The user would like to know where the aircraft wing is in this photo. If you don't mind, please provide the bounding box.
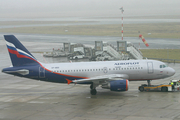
[72,74,129,84]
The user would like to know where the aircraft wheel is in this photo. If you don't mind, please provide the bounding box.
[90,89,97,95]
[90,84,93,89]
[161,87,167,92]
[139,86,144,92]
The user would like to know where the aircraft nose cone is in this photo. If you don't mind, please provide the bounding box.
[169,68,175,76]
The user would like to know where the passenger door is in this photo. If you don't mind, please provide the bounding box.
[147,62,153,74]
[39,67,45,78]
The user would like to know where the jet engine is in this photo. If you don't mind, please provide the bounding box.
[102,79,129,91]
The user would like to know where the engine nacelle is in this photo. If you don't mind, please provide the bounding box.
[102,79,129,91]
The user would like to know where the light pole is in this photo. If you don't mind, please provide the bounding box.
[120,7,124,40]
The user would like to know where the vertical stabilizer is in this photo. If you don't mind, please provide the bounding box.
[4,35,39,66]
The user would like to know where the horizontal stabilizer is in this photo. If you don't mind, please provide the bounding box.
[3,69,29,75]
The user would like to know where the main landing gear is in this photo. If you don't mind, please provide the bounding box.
[90,83,98,95]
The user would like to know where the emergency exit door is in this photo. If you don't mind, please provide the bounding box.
[147,62,154,74]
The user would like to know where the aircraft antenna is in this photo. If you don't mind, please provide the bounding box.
[120,7,124,40]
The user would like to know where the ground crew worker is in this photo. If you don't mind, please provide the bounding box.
[171,82,174,91]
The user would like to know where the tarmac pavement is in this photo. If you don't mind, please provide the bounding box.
[0,39,180,120]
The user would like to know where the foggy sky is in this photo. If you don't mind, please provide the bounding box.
[0,0,180,18]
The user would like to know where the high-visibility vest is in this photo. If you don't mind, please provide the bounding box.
[171,82,174,85]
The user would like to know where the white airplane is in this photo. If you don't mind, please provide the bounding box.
[2,35,175,95]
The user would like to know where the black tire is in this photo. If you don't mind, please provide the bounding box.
[161,87,167,92]
[90,89,97,95]
[90,84,93,89]
[139,86,144,92]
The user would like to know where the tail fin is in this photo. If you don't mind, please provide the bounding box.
[4,35,39,66]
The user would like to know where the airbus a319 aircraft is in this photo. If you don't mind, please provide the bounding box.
[2,35,175,95]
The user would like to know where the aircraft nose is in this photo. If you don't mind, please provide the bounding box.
[169,67,175,76]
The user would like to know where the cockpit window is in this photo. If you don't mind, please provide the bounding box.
[160,64,168,68]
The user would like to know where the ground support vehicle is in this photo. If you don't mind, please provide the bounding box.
[139,80,180,92]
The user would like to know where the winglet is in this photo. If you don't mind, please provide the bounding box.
[66,79,73,85]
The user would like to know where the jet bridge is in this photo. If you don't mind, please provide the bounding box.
[95,41,122,60]
[117,41,143,60]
